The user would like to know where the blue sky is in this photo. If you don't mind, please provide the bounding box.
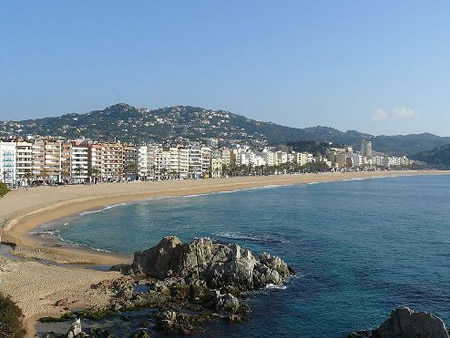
[0,1,449,136]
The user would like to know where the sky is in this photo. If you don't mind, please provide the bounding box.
[0,1,449,136]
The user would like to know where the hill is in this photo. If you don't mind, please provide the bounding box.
[412,144,450,168]
[1,103,449,154]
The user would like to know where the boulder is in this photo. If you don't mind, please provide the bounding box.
[214,291,240,313]
[127,236,294,291]
[154,310,211,335]
[66,318,82,338]
[349,306,449,338]
[377,307,449,338]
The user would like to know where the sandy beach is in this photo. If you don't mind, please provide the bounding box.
[0,171,448,336]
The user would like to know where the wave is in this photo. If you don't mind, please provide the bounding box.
[53,234,112,253]
[79,202,127,216]
[213,231,290,244]
[30,229,60,236]
[265,283,287,290]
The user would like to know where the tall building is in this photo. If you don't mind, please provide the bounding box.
[138,145,148,180]
[189,146,202,178]
[123,145,138,181]
[0,141,17,185]
[70,144,89,183]
[361,140,373,158]
[15,141,33,186]
[88,144,102,182]
[101,143,124,181]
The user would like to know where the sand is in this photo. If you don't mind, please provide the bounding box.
[0,171,448,336]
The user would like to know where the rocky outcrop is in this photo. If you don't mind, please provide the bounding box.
[348,307,450,338]
[42,237,293,337]
[154,310,215,335]
[122,236,294,291]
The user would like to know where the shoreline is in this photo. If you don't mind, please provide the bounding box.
[2,170,449,265]
[1,170,449,337]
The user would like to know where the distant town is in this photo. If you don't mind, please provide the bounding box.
[0,135,418,188]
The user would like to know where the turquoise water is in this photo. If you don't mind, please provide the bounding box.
[51,175,450,337]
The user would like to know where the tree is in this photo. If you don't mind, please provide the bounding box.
[24,172,34,186]
[0,183,9,198]
[0,293,25,337]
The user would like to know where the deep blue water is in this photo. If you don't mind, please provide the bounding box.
[48,175,450,337]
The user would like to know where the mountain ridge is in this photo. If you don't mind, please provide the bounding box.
[1,103,449,155]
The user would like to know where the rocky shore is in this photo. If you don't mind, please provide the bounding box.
[41,236,294,336]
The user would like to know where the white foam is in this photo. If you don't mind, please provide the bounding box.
[265,283,287,290]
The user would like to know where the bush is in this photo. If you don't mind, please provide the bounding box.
[0,293,25,337]
[0,183,9,198]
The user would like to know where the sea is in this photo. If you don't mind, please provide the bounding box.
[36,175,450,337]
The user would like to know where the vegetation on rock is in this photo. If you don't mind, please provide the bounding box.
[0,292,25,338]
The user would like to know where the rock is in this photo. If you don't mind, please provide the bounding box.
[154,310,178,332]
[214,291,240,313]
[43,333,59,338]
[349,306,449,338]
[129,330,151,338]
[131,236,184,279]
[66,318,82,338]
[126,236,294,291]
[154,310,211,335]
[377,307,449,338]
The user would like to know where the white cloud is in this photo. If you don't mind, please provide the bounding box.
[371,107,417,121]
[372,108,389,120]
[392,107,416,120]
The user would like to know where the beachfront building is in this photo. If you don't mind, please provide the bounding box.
[0,136,414,187]
[70,145,89,183]
[201,147,211,177]
[101,143,124,182]
[295,152,308,166]
[15,141,33,186]
[211,158,223,178]
[124,145,138,181]
[88,144,102,183]
[361,140,373,158]
[351,154,366,168]
[189,146,202,179]
[29,139,72,183]
[31,139,45,180]
[178,147,190,179]
[221,148,231,166]
[276,151,288,165]
[44,141,62,181]
[262,149,277,167]
[137,145,148,180]
[0,141,17,186]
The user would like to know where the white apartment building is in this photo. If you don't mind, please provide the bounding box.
[124,145,138,181]
[169,147,180,177]
[276,151,288,165]
[351,154,366,168]
[211,158,223,178]
[179,148,189,179]
[296,153,308,166]
[0,141,17,185]
[221,149,231,166]
[71,145,89,183]
[189,147,202,178]
[15,141,33,186]
[201,147,211,176]
[262,149,277,167]
[138,145,148,180]
[88,144,102,182]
